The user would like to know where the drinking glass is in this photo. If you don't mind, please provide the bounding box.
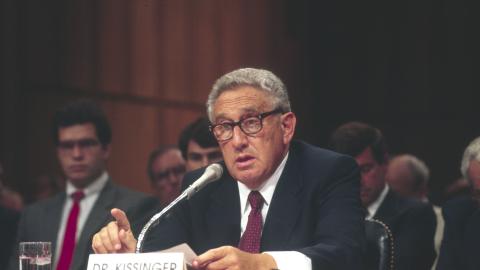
[19,242,51,270]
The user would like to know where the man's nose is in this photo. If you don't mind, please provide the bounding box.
[167,172,181,185]
[231,126,248,150]
[360,175,368,186]
[201,156,209,167]
[72,145,84,158]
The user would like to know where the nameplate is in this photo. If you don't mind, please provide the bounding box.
[87,252,185,270]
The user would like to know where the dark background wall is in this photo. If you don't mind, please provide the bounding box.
[1,0,478,204]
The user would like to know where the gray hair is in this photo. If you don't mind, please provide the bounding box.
[461,137,480,183]
[399,154,430,187]
[206,68,291,121]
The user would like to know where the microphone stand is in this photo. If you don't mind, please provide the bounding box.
[135,163,223,253]
[135,184,199,253]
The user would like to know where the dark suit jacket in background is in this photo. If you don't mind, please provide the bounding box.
[8,179,158,270]
[144,140,366,270]
[373,190,436,270]
[436,196,480,270]
[0,206,19,270]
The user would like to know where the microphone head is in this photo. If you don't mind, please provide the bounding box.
[187,163,224,198]
[205,163,223,179]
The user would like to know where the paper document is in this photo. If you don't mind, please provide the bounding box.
[151,243,197,267]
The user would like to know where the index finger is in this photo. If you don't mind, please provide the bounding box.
[111,208,131,231]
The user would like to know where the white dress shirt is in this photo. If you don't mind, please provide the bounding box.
[53,172,109,268]
[237,153,312,270]
[366,184,389,220]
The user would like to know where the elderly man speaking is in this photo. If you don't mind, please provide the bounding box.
[92,68,365,270]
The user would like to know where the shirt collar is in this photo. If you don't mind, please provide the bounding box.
[366,184,389,219]
[66,171,109,198]
[238,152,289,215]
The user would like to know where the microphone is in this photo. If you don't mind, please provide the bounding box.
[135,163,224,253]
[184,163,223,199]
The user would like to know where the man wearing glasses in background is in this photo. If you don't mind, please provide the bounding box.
[9,99,157,270]
[93,68,365,270]
[147,145,186,207]
[147,116,223,207]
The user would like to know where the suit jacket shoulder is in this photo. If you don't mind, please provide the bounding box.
[441,196,477,224]
[0,206,20,270]
[437,196,480,270]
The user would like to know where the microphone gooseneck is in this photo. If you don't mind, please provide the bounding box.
[135,163,223,253]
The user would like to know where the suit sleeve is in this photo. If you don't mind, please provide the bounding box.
[435,199,470,270]
[297,155,366,270]
[394,203,436,270]
[141,172,200,252]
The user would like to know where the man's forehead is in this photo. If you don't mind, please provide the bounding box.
[154,150,184,167]
[58,123,98,141]
[213,100,273,121]
[214,106,260,119]
[188,146,221,154]
[213,87,272,115]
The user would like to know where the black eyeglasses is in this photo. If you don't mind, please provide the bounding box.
[152,164,186,183]
[209,108,283,141]
[57,139,100,153]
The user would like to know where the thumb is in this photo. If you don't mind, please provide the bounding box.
[111,208,131,231]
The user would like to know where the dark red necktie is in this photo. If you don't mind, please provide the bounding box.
[238,191,264,253]
[57,190,85,270]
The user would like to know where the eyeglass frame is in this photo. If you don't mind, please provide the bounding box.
[209,108,284,141]
[151,164,186,183]
[57,138,101,154]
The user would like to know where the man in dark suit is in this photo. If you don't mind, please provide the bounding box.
[92,68,366,270]
[330,122,436,270]
[9,100,157,270]
[437,136,480,270]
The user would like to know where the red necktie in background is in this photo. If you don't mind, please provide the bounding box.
[56,190,85,270]
[238,191,264,253]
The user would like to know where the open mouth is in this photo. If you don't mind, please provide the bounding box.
[235,155,255,169]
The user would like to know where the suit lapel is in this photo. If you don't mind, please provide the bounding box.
[47,193,67,254]
[204,174,241,249]
[373,190,398,225]
[71,180,116,270]
[261,148,303,251]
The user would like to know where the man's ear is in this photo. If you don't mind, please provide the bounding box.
[281,112,296,144]
[102,143,111,159]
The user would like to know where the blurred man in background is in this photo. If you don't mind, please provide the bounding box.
[147,145,186,207]
[386,154,444,269]
[9,99,157,270]
[178,117,222,171]
[437,136,480,270]
[386,154,430,200]
[147,117,221,207]
[330,121,436,270]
